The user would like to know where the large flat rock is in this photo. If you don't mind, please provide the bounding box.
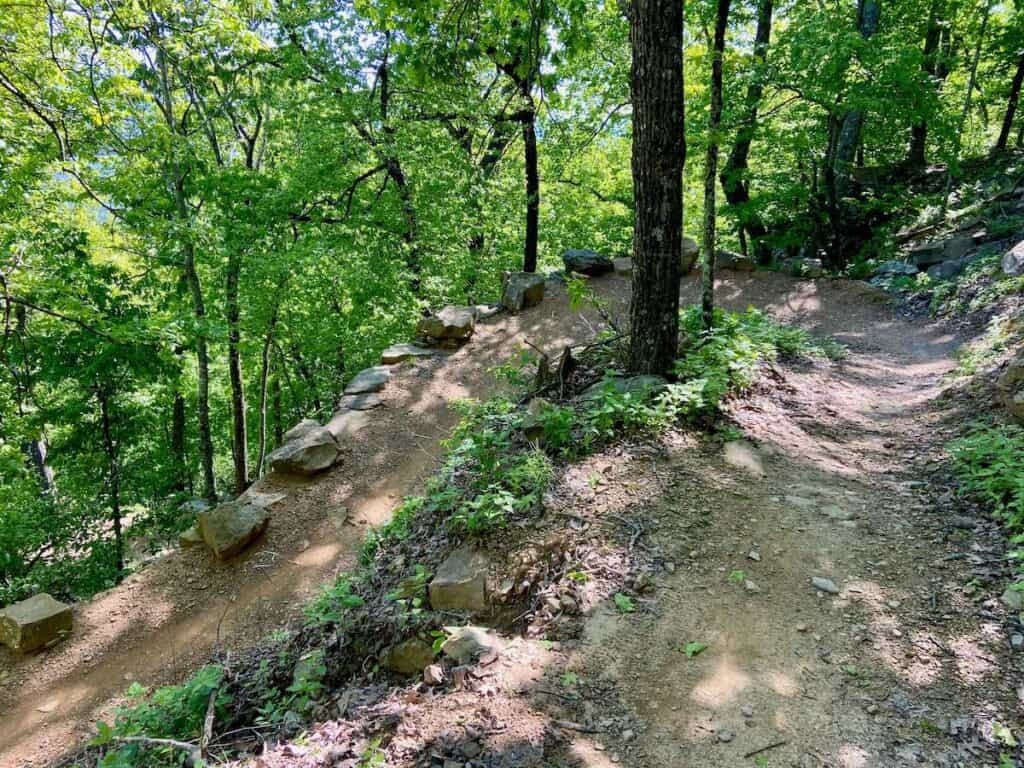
[429,545,489,612]
[267,425,340,476]
[381,344,434,365]
[416,306,476,341]
[344,366,391,395]
[0,594,72,653]
[197,492,286,560]
[501,272,546,313]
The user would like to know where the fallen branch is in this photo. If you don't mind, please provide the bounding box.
[112,736,200,764]
[200,687,218,757]
[743,740,788,759]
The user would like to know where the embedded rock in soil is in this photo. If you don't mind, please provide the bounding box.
[812,577,840,594]
[581,374,668,401]
[440,625,505,664]
[681,237,699,273]
[521,397,551,442]
[502,272,546,313]
[325,409,372,442]
[344,365,391,395]
[336,392,383,411]
[872,260,918,278]
[0,594,72,653]
[386,638,436,675]
[197,492,286,560]
[1001,586,1024,611]
[267,425,340,476]
[429,545,489,612]
[178,525,204,548]
[283,418,321,443]
[1003,241,1024,276]
[562,248,614,276]
[717,249,757,272]
[996,351,1024,421]
[613,257,633,276]
[380,344,434,365]
[417,306,477,341]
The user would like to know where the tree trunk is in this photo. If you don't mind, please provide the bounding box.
[628,0,685,374]
[255,299,282,478]
[996,49,1024,151]
[272,371,283,446]
[226,249,249,495]
[702,0,733,331]
[170,390,187,493]
[720,0,773,264]
[98,386,124,577]
[522,101,540,273]
[907,1,944,169]
[22,439,55,494]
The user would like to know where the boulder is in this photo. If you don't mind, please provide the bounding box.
[380,344,434,365]
[613,257,633,276]
[385,638,435,675]
[502,272,546,313]
[562,248,614,276]
[344,366,391,395]
[1003,241,1024,277]
[417,306,476,342]
[996,352,1024,421]
[581,374,668,401]
[440,625,505,664]
[872,261,919,278]
[521,397,551,442]
[0,594,72,652]
[283,418,321,444]
[336,392,383,411]
[927,257,971,281]
[716,249,756,272]
[178,525,204,548]
[325,409,372,441]
[267,425,340,476]
[178,498,212,516]
[197,492,286,560]
[681,237,700,273]
[911,233,976,268]
[429,545,488,612]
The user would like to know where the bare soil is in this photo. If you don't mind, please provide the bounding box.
[5,270,1021,768]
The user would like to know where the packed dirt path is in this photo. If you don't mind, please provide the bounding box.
[5,270,1019,768]
[0,282,611,768]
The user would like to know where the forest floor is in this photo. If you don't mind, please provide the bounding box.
[2,270,1020,768]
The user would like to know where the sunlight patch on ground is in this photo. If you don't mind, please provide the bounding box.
[837,743,871,767]
[690,656,750,708]
[949,630,997,685]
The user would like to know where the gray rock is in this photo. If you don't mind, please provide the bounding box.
[1012,634,1024,651]
[717,249,756,272]
[267,425,340,476]
[386,638,435,675]
[178,525,204,548]
[996,352,1024,421]
[581,374,668,401]
[911,233,975,268]
[417,306,476,341]
[325,409,372,442]
[380,344,434,365]
[681,237,700,273]
[423,664,445,685]
[197,491,286,559]
[429,545,488,611]
[927,257,971,281]
[0,594,72,652]
[1001,586,1024,611]
[178,498,212,516]
[1003,241,1024,276]
[821,504,857,521]
[440,625,504,664]
[812,577,840,594]
[344,366,391,395]
[337,392,383,411]
[613,257,633,276]
[949,515,977,530]
[873,261,918,278]
[521,397,550,442]
[501,272,546,313]
[562,248,614,276]
[283,418,321,443]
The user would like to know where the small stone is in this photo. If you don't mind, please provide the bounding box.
[1001,587,1024,611]
[664,561,676,574]
[812,577,839,594]
[865,703,880,715]
[423,664,445,685]
[740,705,754,718]
[429,545,488,612]
[747,550,761,562]
[744,580,760,594]
[796,623,809,632]
[718,729,734,743]
[620,729,635,742]
[386,638,435,675]
[1011,634,1024,651]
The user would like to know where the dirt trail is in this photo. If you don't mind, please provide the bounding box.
[5,271,1017,768]
[0,282,606,768]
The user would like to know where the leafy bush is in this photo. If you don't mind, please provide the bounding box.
[951,424,1024,538]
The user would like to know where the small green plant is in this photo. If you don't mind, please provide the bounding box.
[683,641,708,658]
[613,592,635,613]
[753,755,770,768]
[951,424,1024,538]
[560,671,579,687]
[728,569,746,584]
[305,575,365,626]
[358,737,387,767]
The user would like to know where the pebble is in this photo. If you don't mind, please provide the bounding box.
[718,729,734,743]
[744,580,761,594]
[796,623,808,632]
[741,704,754,718]
[621,729,635,742]
[1012,634,1023,651]
[812,577,839,594]
[747,551,761,562]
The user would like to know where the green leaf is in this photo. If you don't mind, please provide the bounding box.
[684,642,708,658]
[613,592,635,613]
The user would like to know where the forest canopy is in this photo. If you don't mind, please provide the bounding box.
[2,0,1023,603]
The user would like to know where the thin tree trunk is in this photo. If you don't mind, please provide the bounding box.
[907,1,944,169]
[226,249,248,495]
[255,299,282,478]
[996,49,1024,151]
[523,101,540,273]
[702,0,732,331]
[98,386,124,577]
[720,0,773,264]
[272,371,283,446]
[628,0,685,374]
[171,390,187,493]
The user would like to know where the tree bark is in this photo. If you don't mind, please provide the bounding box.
[170,390,187,493]
[522,100,540,273]
[628,0,685,374]
[255,298,282,478]
[907,1,945,169]
[98,386,124,577]
[226,249,249,495]
[720,0,772,264]
[996,48,1024,151]
[702,0,733,331]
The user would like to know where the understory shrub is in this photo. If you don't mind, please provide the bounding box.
[951,424,1024,555]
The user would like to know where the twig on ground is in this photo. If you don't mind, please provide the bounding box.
[744,740,788,759]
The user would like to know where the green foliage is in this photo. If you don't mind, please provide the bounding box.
[613,592,635,613]
[951,424,1024,537]
[305,575,366,627]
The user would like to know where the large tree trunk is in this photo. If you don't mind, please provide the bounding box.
[720,0,772,264]
[702,0,733,330]
[996,49,1024,151]
[628,0,685,374]
[98,386,124,577]
[907,1,945,169]
[522,100,540,273]
[226,249,249,495]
